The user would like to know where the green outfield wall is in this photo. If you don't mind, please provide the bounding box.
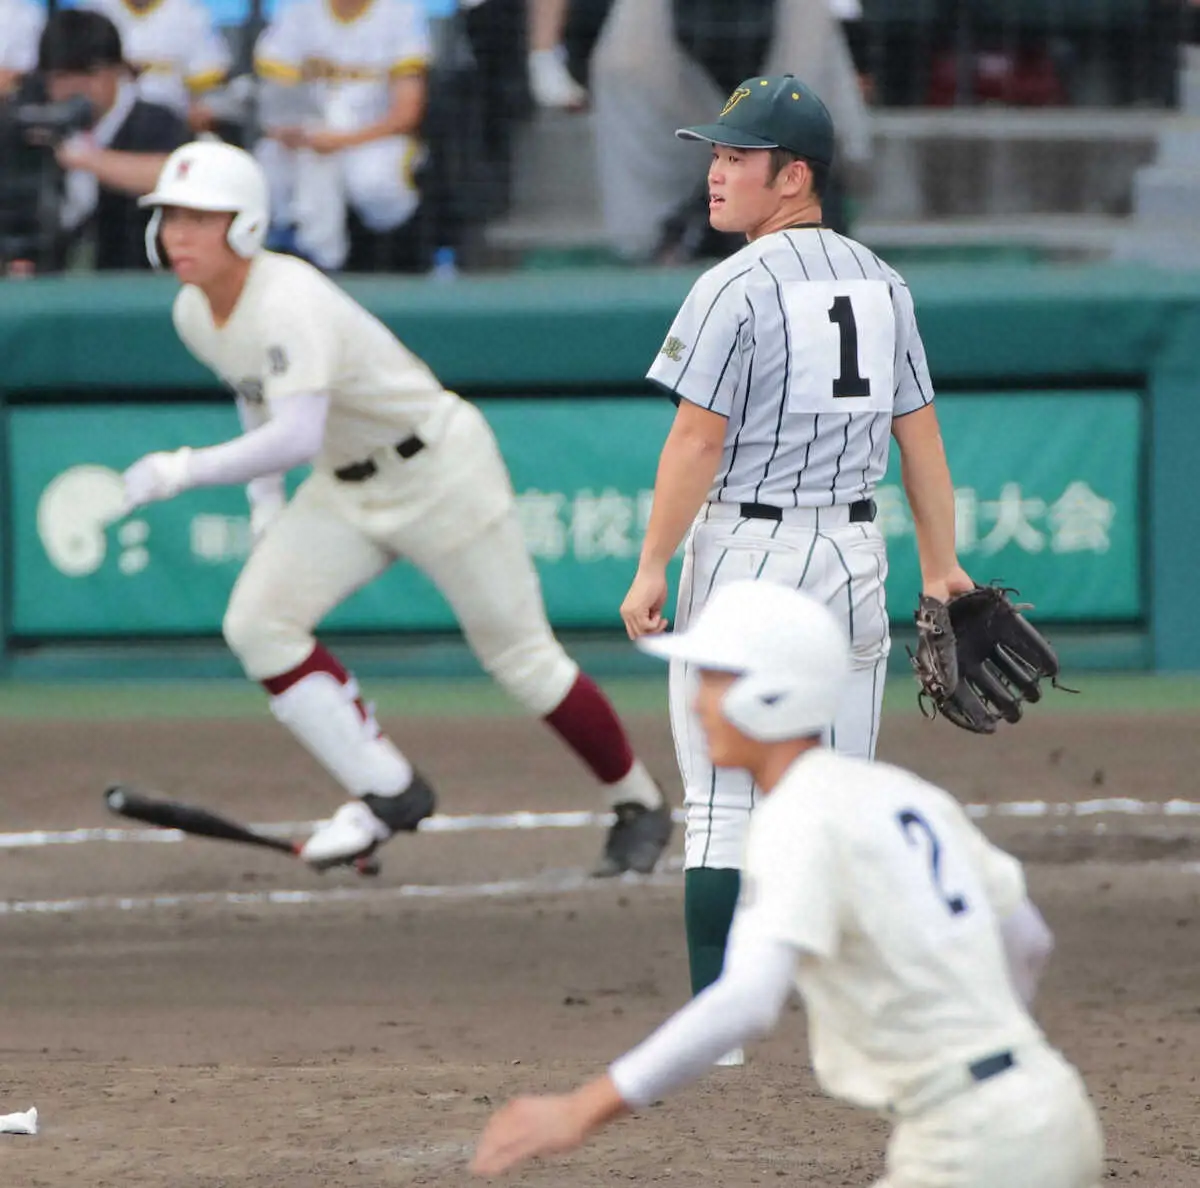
[1,262,1197,670]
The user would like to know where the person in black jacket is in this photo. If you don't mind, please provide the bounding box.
[38,8,188,270]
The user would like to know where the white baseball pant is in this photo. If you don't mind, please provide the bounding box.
[222,398,578,715]
[877,1046,1104,1188]
[669,502,890,870]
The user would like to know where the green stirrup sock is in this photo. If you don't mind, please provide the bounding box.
[684,867,741,996]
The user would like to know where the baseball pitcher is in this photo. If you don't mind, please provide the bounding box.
[107,139,672,877]
[473,581,1105,1188]
[619,74,974,1032]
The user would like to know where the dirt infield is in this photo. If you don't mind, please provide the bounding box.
[1,706,1198,1187]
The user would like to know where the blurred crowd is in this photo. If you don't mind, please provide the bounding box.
[0,0,1194,277]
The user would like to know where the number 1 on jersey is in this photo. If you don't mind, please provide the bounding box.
[827,296,872,398]
[897,809,968,916]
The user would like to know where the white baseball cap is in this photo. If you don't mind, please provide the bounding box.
[638,581,849,741]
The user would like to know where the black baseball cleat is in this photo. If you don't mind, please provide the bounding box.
[593,801,673,877]
[301,773,437,872]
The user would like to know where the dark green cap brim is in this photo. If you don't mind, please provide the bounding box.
[676,125,779,150]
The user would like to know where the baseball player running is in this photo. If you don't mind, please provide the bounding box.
[619,74,974,1027]
[107,139,672,877]
[473,581,1105,1188]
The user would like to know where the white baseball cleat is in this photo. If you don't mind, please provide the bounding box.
[300,800,391,870]
[714,1047,745,1068]
[301,777,437,871]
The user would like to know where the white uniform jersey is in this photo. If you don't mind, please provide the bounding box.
[255,0,430,131]
[173,252,457,470]
[83,0,230,115]
[648,227,933,508]
[0,0,44,74]
[730,748,1041,1112]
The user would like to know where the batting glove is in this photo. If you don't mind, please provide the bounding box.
[120,447,194,514]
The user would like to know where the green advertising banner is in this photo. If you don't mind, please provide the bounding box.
[7,392,1140,638]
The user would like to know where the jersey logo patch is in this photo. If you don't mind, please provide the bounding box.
[235,377,264,405]
[659,335,686,363]
[721,87,751,117]
[267,345,289,376]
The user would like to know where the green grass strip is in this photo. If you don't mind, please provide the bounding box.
[0,673,1196,721]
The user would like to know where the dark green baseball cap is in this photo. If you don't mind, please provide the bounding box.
[677,74,835,166]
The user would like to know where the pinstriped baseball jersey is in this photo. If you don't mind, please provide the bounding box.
[648,226,933,508]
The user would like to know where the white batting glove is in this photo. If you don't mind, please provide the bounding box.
[120,447,194,514]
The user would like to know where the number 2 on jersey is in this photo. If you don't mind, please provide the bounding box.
[827,296,871,399]
[896,809,968,916]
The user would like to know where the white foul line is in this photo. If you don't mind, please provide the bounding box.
[1,800,1198,853]
[0,868,682,918]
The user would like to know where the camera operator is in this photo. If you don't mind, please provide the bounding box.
[37,8,189,270]
[0,0,45,98]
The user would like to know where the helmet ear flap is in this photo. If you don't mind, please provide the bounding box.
[721,671,787,741]
[145,207,165,270]
[720,668,839,743]
[227,209,266,258]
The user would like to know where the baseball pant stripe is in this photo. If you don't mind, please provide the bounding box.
[796,529,821,589]
[822,532,857,643]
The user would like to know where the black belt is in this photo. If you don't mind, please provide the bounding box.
[968,1051,1015,1084]
[737,498,876,524]
[334,435,425,482]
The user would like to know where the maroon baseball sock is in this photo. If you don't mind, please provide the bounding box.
[543,673,635,785]
[262,644,371,721]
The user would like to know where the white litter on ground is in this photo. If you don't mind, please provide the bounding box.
[0,1107,38,1135]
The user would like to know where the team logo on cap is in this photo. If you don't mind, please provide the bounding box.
[175,158,193,180]
[720,86,751,117]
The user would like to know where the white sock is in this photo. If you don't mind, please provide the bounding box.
[605,759,663,811]
[269,671,413,797]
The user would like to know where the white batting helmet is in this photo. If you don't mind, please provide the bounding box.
[639,581,849,741]
[139,140,270,268]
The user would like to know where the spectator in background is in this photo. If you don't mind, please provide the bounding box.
[527,0,587,109]
[81,0,232,131]
[255,0,430,272]
[38,9,188,269]
[0,0,45,97]
[591,0,870,263]
[829,0,873,102]
[456,0,589,109]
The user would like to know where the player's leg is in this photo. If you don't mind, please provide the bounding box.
[342,137,422,234]
[821,525,891,760]
[674,515,781,1024]
[291,148,351,271]
[222,474,433,867]
[253,136,298,247]
[410,507,672,875]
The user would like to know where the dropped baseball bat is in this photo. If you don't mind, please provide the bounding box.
[104,785,300,855]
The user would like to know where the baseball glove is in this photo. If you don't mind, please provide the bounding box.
[910,585,1065,734]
